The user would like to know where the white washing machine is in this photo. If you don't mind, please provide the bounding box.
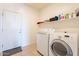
[49,31,79,56]
[36,29,55,56]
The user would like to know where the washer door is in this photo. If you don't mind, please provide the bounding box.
[50,39,73,56]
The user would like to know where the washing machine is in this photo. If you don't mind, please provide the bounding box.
[49,31,79,56]
[36,29,55,56]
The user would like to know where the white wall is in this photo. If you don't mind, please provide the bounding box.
[40,3,79,20]
[39,3,79,32]
[0,3,39,47]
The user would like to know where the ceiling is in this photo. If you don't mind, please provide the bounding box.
[26,3,52,11]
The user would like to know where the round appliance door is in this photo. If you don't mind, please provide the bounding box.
[50,39,73,56]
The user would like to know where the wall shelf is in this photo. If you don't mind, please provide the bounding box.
[37,17,79,25]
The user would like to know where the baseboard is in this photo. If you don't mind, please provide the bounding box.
[21,42,36,49]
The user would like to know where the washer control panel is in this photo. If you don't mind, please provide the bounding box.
[64,32,70,38]
[64,35,70,37]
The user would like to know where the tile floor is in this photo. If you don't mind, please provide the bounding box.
[12,43,40,56]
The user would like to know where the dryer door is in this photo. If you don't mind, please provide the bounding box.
[50,39,73,56]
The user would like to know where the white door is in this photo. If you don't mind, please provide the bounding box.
[0,10,2,52]
[2,10,22,51]
[15,13,22,47]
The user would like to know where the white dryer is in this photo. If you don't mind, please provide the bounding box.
[49,32,79,56]
[36,29,55,56]
[37,31,49,56]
